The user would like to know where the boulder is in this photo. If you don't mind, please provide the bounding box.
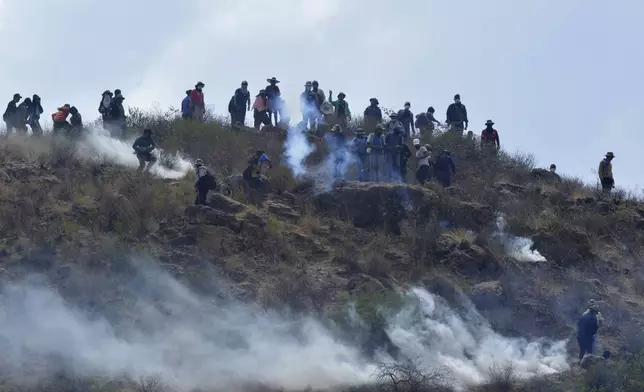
[442,245,501,278]
[266,201,300,222]
[184,205,243,232]
[207,193,247,214]
[470,280,505,309]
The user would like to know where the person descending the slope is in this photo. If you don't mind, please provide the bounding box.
[265,77,281,126]
[243,150,272,190]
[385,114,405,182]
[300,81,318,130]
[367,125,386,182]
[351,128,369,181]
[194,159,217,205]
[132,128,157,173]
[252,90,270,130]
[3,93,21,135]
[190,82,206,122]
[434,149,456,187]
[327,124,347,179]
[51,104,71,135]
[28,94,44,135]
[181,90,192,120]
[598,152,615,196]
[109,89,126,138]
[230,81,251,128]
[414,139,432,185]
[364,98,383,133]
[69,106,83,137]
[397,101,415,138]
[481,119,500,153]
[14,98,30,133]
[98,90,113,128]
[415,106,441,139]
[329,90,351,130]
[446,94,468,133]
[577,299,603,363]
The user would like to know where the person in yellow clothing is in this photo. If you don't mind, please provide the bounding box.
[598,152,615,196]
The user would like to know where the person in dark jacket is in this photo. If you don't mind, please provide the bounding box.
[132,128,157,173]
[300,81,318,130]
[231,81,251,127]
[364,98,383,133]
[265,77,281,126]
[446,94,468,132]
[243,150,272,190]
[69,106,83,137]
[481,119,500,152]
[328,90,351,130]
[14,98,30,133]
[415,107,441,138]
[434,150,456,187]
[577,299,602,362]
[350,128,369,181]
[399,141,412,182]
[181,90,192,119]
[3,93,22,135]
[598,152,615,196]
[194,159,216,205]
[327,125,347,179]
[109,90,126,138]
[28,94,44,135]
[397,101,415,138]
[385,123,405,182]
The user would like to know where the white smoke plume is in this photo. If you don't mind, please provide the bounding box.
[283,124,315,177]
[494,215,547,262]
[0,260,570,391]
[387,288,569,390]
[75,127,193,179]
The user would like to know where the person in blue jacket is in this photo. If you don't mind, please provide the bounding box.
[577,299,602,362]
[434,150,456,187]
[181,90,192,119]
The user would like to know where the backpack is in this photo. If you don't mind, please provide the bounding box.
[202,171,217,190]
[228,96,236,114]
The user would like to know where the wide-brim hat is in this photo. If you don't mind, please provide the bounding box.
[338,92,346,98]
[606,152,615,158]
[267,77,280,83]
[485,119,494,126]
[195,81,205,87]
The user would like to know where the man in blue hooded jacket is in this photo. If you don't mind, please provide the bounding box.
[577,299,602,362]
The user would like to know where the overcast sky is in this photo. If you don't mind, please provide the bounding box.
[0,0,641,189]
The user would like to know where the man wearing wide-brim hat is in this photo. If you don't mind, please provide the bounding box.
[265,77,281,126]
[598,152,615,196]
[190,82,206,122]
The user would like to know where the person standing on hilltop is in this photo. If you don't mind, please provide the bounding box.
[367,125,386,182]
[230,81,251,128]
[69,106,83,137]
[397,101,415,138]
[413,139,432,185]
[385,115,405,182]
[446,94,468,133]
[328,90,351,130]
[598,152,615,196]
[481,120,500,153]
[252,90,271,130]
[28,94,44,135]
[109,90,127,138]
[132,128,157,173]
[311,81,326,126]
[51,104,71,135]
[181,90,192,120]
[327,125,347,179]
[14,98,31,133]
[577,299,603,363]
[3,93,22,135]
[415,107,442,138]
[98,90,113,129]
[265,77,281,126]
[351,128,369,181]
[190,82,206,122]
[364,98,382,133]
[300,81,318,130]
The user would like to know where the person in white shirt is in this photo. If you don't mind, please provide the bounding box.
[413,139,432,185]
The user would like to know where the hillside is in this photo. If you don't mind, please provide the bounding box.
[1,113,644,392]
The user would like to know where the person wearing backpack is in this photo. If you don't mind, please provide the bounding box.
[415,107,441,138]
[434,150,456,187]
[350,128,369,181]
[194,159,217,205]
[132,128,157,173]
[367,125,386,182]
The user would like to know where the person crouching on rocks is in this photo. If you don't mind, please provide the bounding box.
[132,128,157,173]
[194,159,217,205]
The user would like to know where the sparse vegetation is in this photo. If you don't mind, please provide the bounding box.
[1,110,644,392]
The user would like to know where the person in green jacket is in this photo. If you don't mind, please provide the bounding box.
[328,90,351,129]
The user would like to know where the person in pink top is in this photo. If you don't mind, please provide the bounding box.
[190,81,205,121]
[252,90,270,130]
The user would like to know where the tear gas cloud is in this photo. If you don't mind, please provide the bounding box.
[283,124,315,177]
[76,127,193,179]
[494,215,547,262]
[0,261,568,391]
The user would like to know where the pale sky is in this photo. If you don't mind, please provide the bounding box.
[0,0,641,189]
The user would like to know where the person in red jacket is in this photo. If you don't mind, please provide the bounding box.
[481,119,500,152]
[190,81,205,122]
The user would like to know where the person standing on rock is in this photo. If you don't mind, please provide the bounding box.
[109,90,127,138]
[577,299,602,363]
[194,159,217,205]
[265,77,281,126]
[598,152,615,196]
[434,150,456,187]
[132,128,157,173]
[415,106,441,139]
[351,128,369,181]
[397,101,415,138]
[446,94,468,133]
[367,125,386,182]
[329,90,351,130]
[364,98,383,133]
[481,120,500,153]
[190,82,206,122]
[230,81,251,127]
[414,139,432,185]
[252,90,271,130]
